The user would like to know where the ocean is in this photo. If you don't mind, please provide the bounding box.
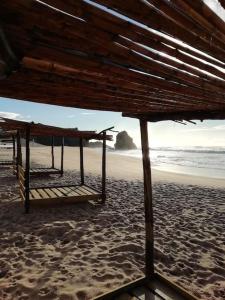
[112,147,225,179]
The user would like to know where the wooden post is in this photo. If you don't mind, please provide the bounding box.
[61,137,64,176]
[16,130,22,178]
[12,135,15,158]
[51,136,55,169]
[140,119,154,278]
[101,132,106,203]
[25,126,30,214]
[80,137,84,185]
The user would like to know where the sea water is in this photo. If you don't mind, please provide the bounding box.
[112,147,225,179]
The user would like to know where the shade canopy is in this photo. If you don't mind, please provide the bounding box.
[0,1,225,121]
[0,118,112,140]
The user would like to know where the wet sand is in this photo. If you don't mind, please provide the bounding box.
[0,147,224,299]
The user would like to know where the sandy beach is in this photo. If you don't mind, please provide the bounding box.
[0,146,224,300]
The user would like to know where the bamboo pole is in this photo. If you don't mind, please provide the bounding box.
[16,130,22,178]
[25,125,30,214]
[80,137,84,185]
[101,132,106,203]
[140,119,154,278]
[61,136,64,176]
[51,136,54,168]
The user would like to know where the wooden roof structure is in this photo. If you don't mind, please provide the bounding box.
[0,118,112,140]
[0,1,225,122]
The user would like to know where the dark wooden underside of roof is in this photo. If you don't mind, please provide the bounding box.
[0,0,225,121]
[0,118,112,140]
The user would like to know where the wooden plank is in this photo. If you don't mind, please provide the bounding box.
[37,188,50,198]
[51,187,64,197]
[78,186,93,195]
[57,187,70,196]
[19,189,25,201]
[19,180,25,192]
[93,277,147,300]
[64,186,81,197]
[131,287,159,300]
[82,185,99,194]
[31,189,42,200]
[44,188,58,198]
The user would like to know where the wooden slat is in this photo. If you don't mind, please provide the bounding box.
[19,189,25,201]
[82,185,98,194]
[78,186,93,196]
[31,189,42,200]
[37,188,50,198]
[51,187,64,197]
[131,287,160,300]
[44,188,58,198]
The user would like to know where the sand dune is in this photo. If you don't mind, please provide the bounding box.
[0,147,224,299]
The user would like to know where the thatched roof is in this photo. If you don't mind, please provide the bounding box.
[0,118,112,140]
[0,1,225,121]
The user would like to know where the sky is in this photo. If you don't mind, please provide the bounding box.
[1,1,225,148]
[1,97,225,148]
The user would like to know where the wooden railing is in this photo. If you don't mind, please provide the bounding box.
[18,165,25,202]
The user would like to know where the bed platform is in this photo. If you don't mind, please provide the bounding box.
[18,165,102,208]
[94,273,198,300]
[29,184,101,205]
[0,160,13,166]
[30,167,61,176]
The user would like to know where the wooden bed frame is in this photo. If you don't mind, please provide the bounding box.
[0,160,13,166]
[0,134,16,167]
[18,165,102,207]
[14,135,65,177]
[18,128,107,212]
[94,273,198,300]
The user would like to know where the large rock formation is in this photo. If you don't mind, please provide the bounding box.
[114,131,137,150]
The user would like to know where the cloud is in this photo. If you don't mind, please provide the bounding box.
[183,125,225,133]
[0,111,31,122]
[0,111,22,120]
[80,112,96,115]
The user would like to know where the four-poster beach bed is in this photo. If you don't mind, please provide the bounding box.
[1,0,225,299]
[0,131,16,166]
[0,118,65,176]
[0,118,112,213]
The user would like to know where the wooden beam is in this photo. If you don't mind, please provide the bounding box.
[101,132,106,203]
[60,136,64,176]
[124,109,225,122]
[79,137,84,185]
[140,119,154,278]
[25,125,30,214]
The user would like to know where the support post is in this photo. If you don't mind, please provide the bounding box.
[80,137,84,185]
[16,131,22,178]
[140,119,154,278]
[61,137,64,176]
[101,132,106,203]
[25,126,30,214]
[51,136,55,169]
[12,135,15,158]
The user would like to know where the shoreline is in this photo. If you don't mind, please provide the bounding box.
[25,146,225,189]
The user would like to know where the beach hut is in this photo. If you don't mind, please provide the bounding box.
[0,130,16,167]
[0,0,224,299]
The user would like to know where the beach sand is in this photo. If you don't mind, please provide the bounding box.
[0,146,224,300]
